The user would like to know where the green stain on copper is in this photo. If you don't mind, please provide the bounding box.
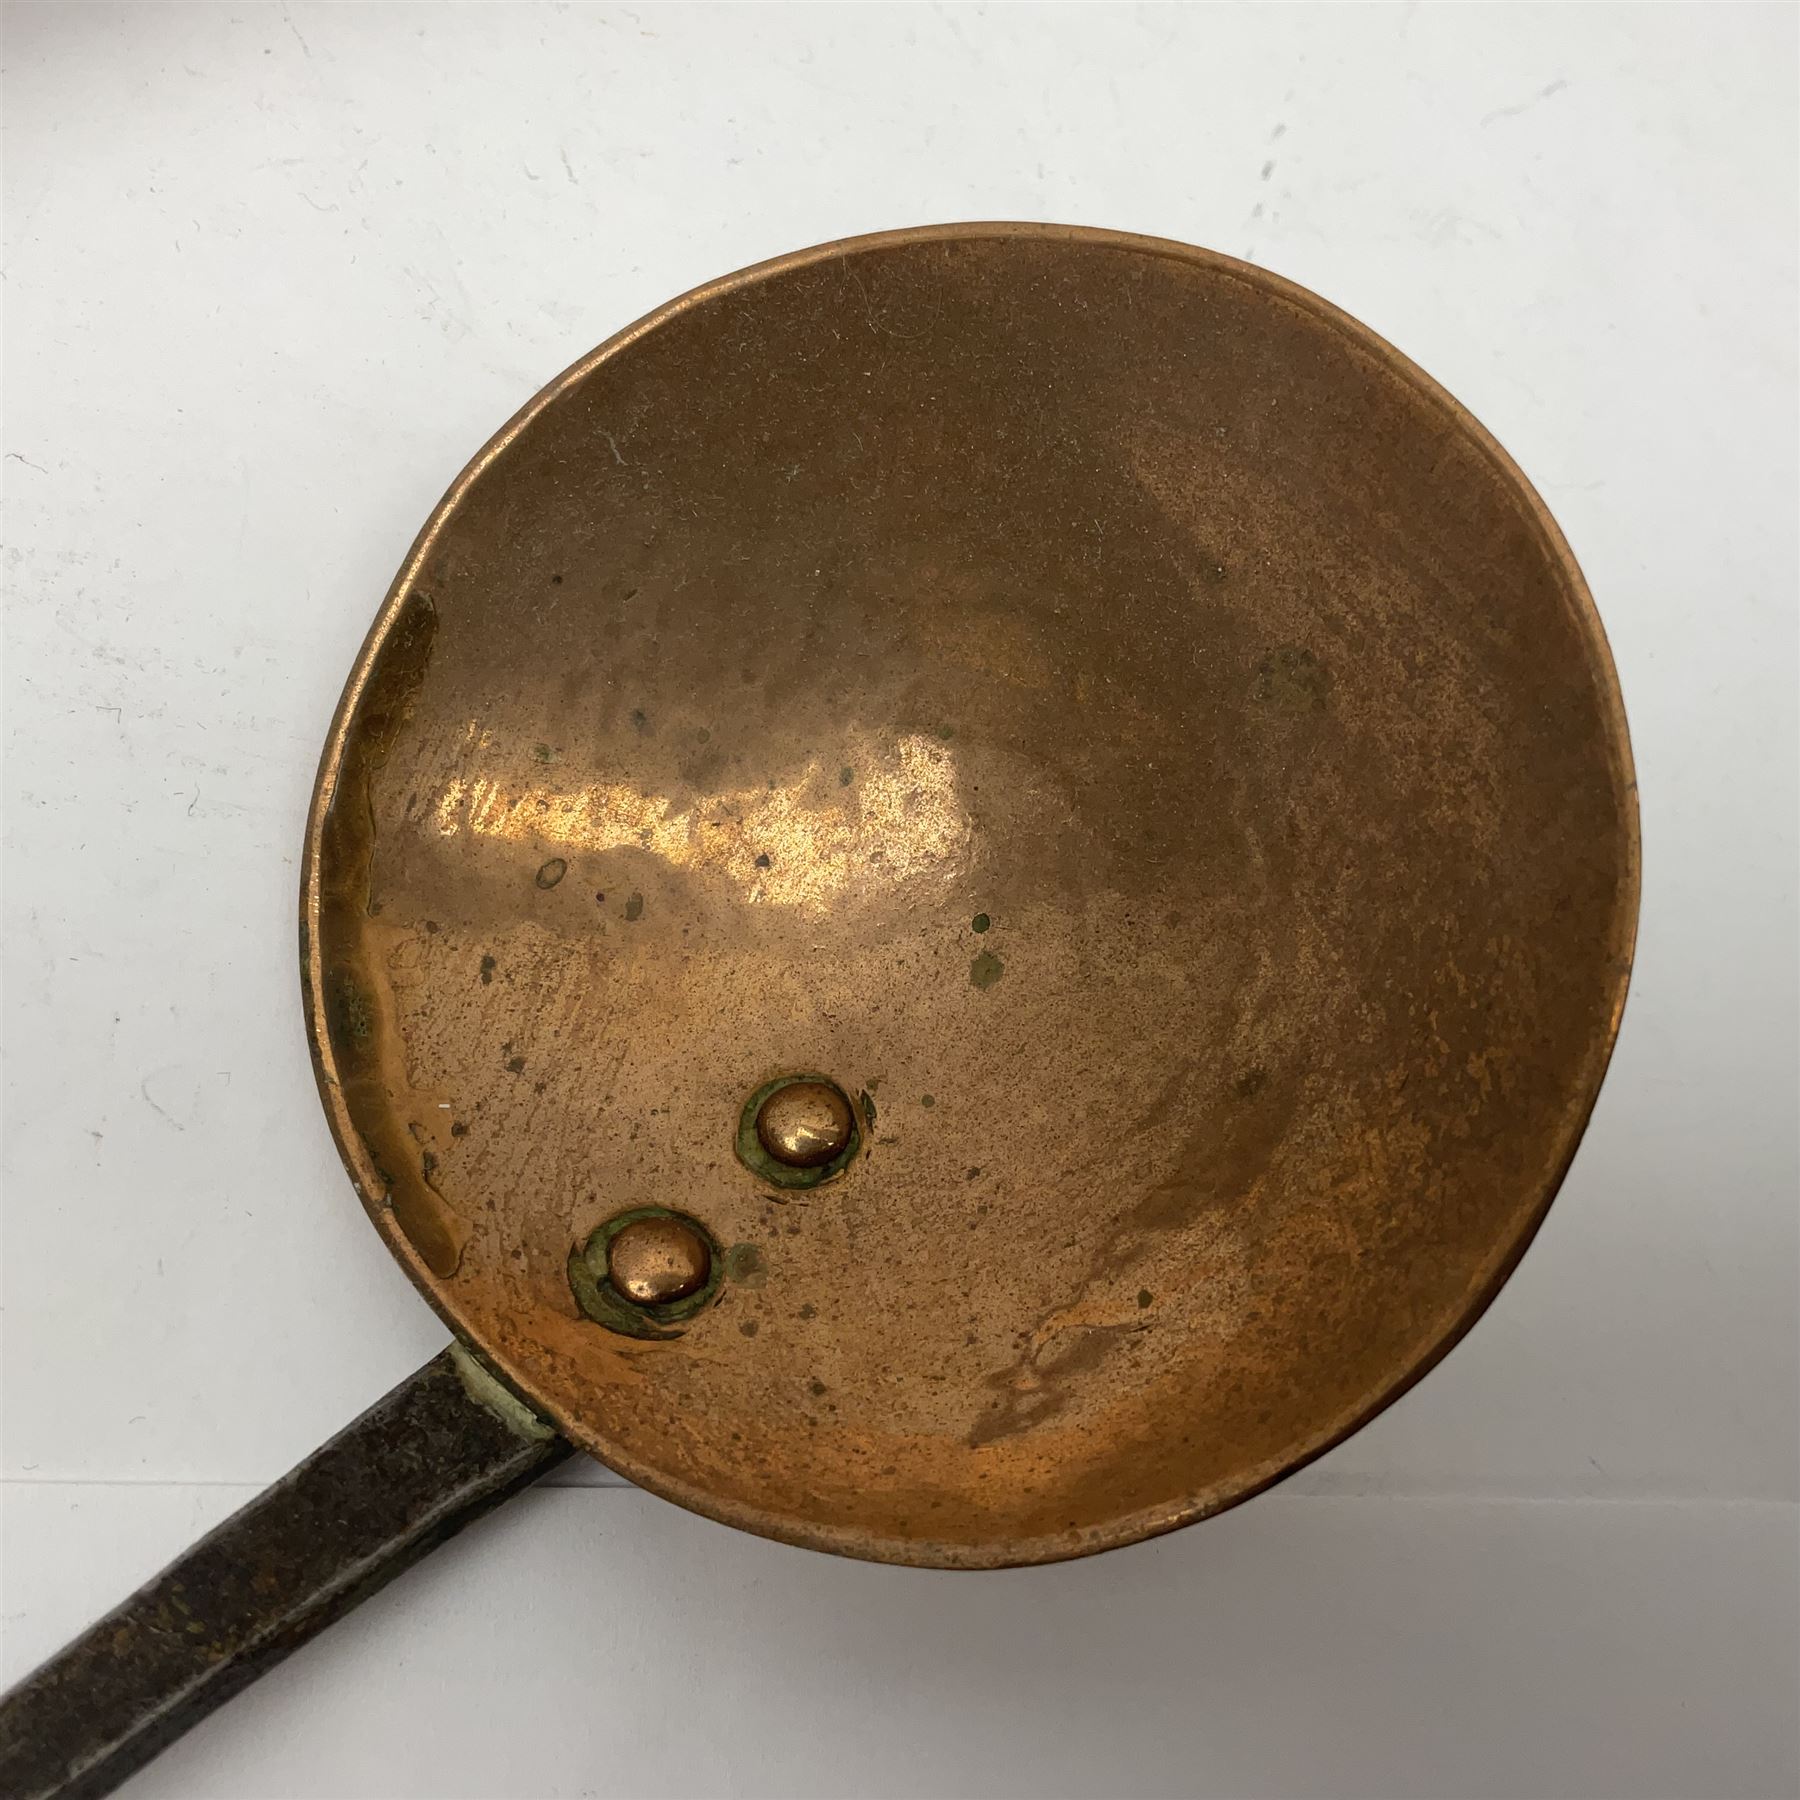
[969,949,1005,991]
[450,1344,557,1443]
[568,1206,723,1340]
[330,972,373,1045]
[724,1242,768,1288]
[734,1073,862,1189]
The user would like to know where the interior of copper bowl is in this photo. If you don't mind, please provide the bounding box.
[304,227,1636,1567]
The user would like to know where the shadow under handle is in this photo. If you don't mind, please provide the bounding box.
[0,1345,573,1800]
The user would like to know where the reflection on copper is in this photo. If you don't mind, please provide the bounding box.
[431,731,971,911]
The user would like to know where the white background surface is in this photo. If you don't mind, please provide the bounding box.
[3,4,1796,1797]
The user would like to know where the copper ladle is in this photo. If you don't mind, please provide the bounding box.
[0,224,1638,1800]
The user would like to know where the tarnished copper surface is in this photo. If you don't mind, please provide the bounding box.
[301,224,1638,1569]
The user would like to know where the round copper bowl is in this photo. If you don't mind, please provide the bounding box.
[302,224,1637,1568]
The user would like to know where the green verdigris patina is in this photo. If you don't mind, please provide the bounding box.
[567,1206,724,1340]
[734,1073,865,1189]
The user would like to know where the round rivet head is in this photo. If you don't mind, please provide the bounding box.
[755,1079,856,1168]
[606,1215,712,1305]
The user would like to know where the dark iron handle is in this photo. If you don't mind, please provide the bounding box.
[0,1346,573,1800]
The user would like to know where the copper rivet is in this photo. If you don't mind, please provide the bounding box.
[755,1079,855,1168]
[606,1216,711,1305]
